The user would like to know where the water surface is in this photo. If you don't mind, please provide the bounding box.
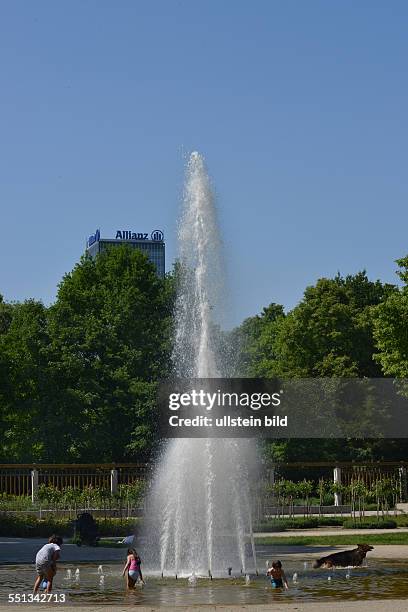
[2,550,408,606]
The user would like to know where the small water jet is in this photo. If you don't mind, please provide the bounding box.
[97,565,103,574]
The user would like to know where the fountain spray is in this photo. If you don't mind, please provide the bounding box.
[143,152,258,576]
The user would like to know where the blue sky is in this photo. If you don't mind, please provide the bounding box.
[1,1,407,327]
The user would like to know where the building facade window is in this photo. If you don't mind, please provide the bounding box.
[85,233,165,277]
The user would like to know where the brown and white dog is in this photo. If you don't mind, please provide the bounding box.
[313,544,374,568]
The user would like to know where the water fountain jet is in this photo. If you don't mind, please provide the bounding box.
[143,152,258,576]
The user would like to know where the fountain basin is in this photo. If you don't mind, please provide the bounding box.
[2,549,408,606]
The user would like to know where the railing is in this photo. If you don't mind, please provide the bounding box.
[267,460,408,507]
[0,466,32,496]
[0,464,150,497]
[275,460,406,483]
[341,464,400,489]
[1,461,407,502]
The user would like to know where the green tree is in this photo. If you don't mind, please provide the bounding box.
[0,295,15,453]
[47,245,174,462]
[235,272,396,463]
[373,256,408,378]
[0,247,174,463]
[0,299,60,461]
[272,272,395,377]
[227,303,285,376]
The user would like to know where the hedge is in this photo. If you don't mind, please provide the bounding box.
[0,513,140,538]
[254,516,344,532]
[342,518,397,529]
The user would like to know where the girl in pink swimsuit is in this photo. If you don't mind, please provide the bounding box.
[122,548,145,588]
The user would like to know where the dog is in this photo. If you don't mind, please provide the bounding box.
[313,544,374,568]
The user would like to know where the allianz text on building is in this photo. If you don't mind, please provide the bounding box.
[86,229,165,277]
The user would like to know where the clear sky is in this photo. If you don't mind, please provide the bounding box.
[1,1,407,327]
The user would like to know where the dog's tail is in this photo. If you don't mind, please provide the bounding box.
[312,559,323,569]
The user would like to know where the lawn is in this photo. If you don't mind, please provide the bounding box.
[255,532,408,546]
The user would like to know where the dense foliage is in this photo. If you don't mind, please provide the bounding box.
[0,514,139,538]
[0,246,174,462]
[1,246,408,464]
[229,270,408,462]
[231,272,395,378]
[0,482,145,517]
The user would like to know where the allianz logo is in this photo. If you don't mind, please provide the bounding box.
[87,229,164,247]
[116,230,164,241]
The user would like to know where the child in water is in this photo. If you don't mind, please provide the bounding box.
[122,548,145,588]
[267,560,289,589]
[33,535,63,594]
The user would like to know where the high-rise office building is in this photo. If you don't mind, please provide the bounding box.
[86,228,165,277]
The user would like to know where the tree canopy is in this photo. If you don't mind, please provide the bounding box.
[230,271,403,463]
[1,251,408,464]
[0,246,174,462]
[233,272,395,379]
[373,256,408,378]
[272,272,396,378]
